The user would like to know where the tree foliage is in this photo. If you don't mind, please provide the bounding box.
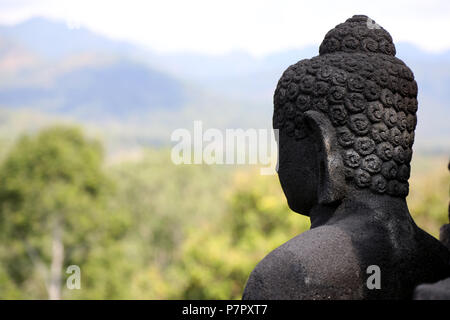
[0,126,129,299]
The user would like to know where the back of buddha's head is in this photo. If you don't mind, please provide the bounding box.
[274,15,417,198]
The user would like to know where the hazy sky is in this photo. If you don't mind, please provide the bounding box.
[0,0,449,56]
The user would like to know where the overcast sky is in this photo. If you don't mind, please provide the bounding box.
[0,0,449,56]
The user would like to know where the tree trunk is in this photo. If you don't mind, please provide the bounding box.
[48,223,64,300]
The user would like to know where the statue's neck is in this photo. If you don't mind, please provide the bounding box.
[309,189,413,229]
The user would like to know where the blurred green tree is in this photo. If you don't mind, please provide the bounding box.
[109,150,232,298]
[164,169,310,299]
[0,126,130,299]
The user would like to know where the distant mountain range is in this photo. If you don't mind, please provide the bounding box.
[0,17,448,153]
[0,58,186,117]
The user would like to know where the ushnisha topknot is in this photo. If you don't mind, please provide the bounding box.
[319,15,396,56]
[273,15,418,198]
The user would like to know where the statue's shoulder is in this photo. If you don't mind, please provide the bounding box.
[242,225,365,300]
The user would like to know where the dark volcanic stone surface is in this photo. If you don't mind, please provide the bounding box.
[243,226,363,299]
[441,224,450,251]
[414,278,450,300]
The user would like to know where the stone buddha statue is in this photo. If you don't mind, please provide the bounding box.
[243,15,450,300]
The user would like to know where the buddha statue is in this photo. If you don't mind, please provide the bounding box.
[242,15,450,300]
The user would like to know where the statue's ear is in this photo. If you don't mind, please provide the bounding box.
[304,110,346,204]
